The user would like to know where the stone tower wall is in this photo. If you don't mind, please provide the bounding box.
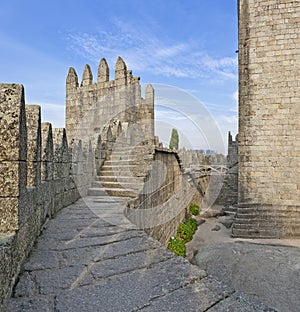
[65,57,154,150]
[233,0,300,237]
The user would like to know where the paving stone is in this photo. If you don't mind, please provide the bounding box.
[35,230,145,251]
[138,277,234,312]
[54,257,207,312]
[13,272,38,298]
[33,264,86,295]
[60,235,161,266]
[88,248,174,281]
[3,296,54,312]
[207,291,276,312]
[23,250,60,271]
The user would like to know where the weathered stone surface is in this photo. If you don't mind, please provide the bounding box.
[41,122,53,181]
[138,277,235,312]
[54,257,206,312]
[192,242,300,312]
[208,291,276,312]
[0,84,27,162]
[26,105,41,187]
[0,196,18,233]
[81,64,93,86]
[3,296,54,312]
[98,58,109,83]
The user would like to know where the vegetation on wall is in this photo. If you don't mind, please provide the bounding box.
[167,208,199,257]
[189,203,200,216]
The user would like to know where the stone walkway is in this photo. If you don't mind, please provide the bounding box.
[3,196,273,311]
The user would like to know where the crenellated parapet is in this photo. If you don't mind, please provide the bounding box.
[0,83,96,301]
[65,56,155,151]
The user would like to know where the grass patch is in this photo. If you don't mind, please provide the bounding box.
[189,203,200,216]
[167,237,186,257]
[167,218,198,257]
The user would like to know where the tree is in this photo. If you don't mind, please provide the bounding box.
[169,128,179,150]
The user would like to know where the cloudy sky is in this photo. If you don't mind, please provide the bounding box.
[0,0,238,153]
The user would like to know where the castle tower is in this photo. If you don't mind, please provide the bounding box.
[233,0,300,238]
[65,57,155,149]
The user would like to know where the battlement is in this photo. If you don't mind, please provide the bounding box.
[66,56,141,96]
[65,57,154,150]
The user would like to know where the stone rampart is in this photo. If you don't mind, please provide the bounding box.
[0,84,95,302]
[126,148,200,245]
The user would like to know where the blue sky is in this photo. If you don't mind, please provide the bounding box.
[0,0,238,153]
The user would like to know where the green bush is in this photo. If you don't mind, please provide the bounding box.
[177,223,193,243]
[168,218,198,258]
[189,203,200,216]
[184,218,198,235]
[177,218,198,243]
[167,237,186,257]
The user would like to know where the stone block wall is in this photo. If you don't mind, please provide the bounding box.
[126,148,198,245]
[65,57,154,150]
[215,132,238,206]
[0,84,95,302]
[234,0,300,238]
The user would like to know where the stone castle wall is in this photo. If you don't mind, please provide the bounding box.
[0,84,95,302]
[126,148,199,245]
[233,0,300,237]
[65,57,154,150]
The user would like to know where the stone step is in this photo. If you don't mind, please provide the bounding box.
[232,223,300,238]
[95,175,145,183]
[98,170,147,178]
[108,149,153,155]
[98,170,128,177]
[105,159,138,165]
[87,187,138,198]
[101,164,141,172]
[91,181,143,190]
[106,157,153,164]
[236,212,300,220]
[231,228,278,239]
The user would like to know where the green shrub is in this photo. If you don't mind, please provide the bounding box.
[177,223,193,243]
[184,218,198,235]
[189,203,200,216]
[167,237,186,257]
[168,218,198,258]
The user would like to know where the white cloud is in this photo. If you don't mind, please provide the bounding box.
[66,19,237,81]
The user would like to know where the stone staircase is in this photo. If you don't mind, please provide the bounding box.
[232,204,300,238]
[88,144,154,199]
